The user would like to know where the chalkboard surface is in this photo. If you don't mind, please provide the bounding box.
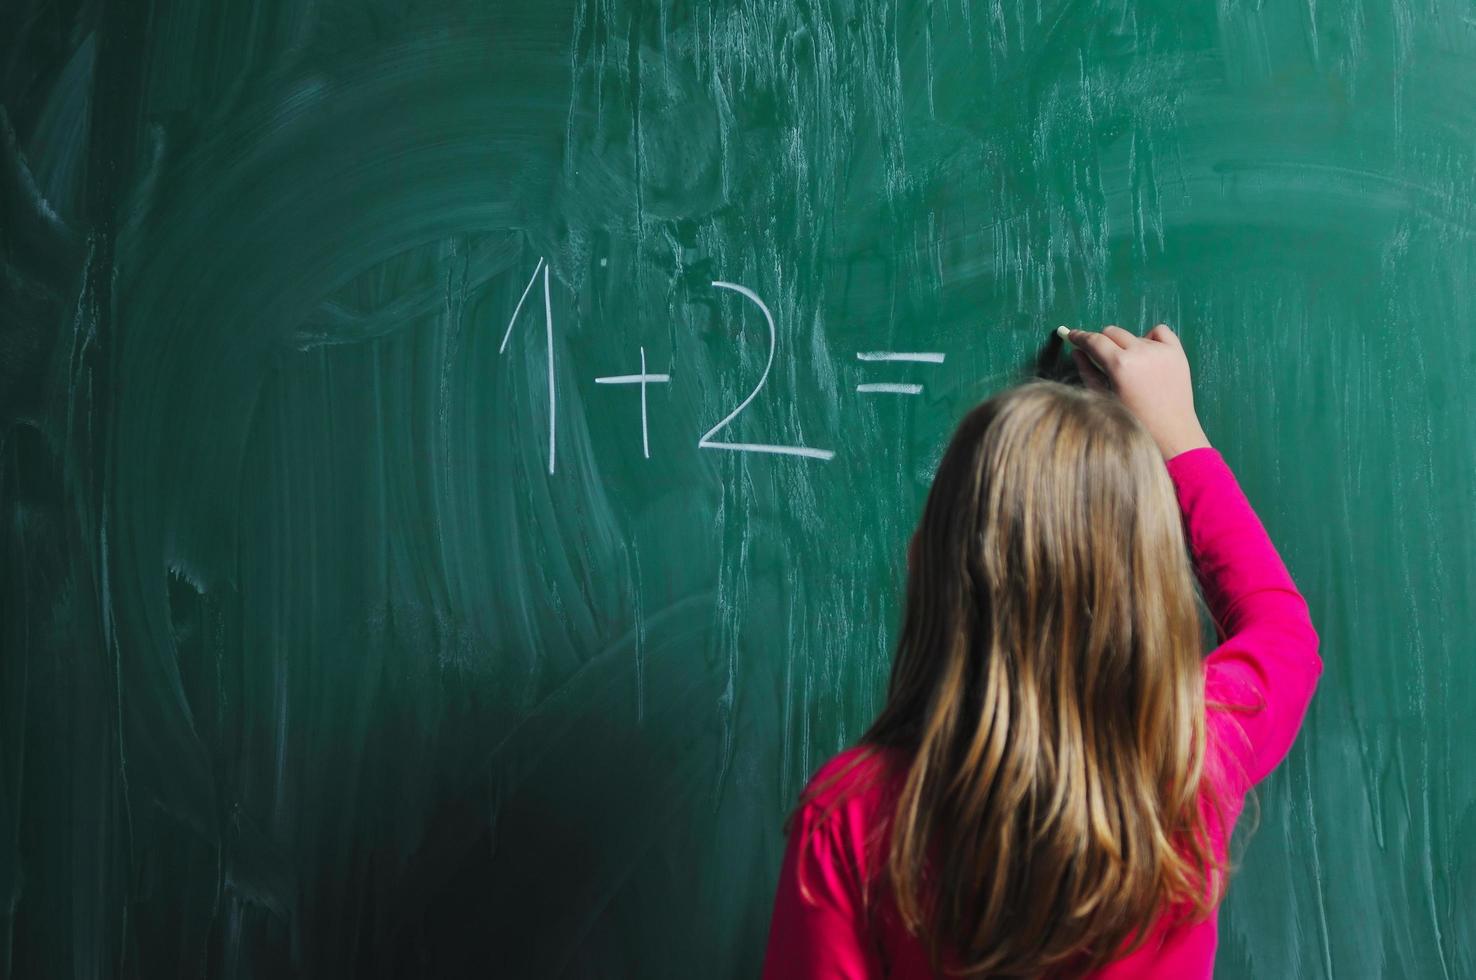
[3,1,1473,977]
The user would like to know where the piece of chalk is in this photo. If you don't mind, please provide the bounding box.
[1056,325,1070,340]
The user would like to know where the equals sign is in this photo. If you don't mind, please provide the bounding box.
[854,351,946,395]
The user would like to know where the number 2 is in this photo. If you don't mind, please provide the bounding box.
[698,281,834,461]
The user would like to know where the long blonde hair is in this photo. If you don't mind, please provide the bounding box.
[860,380,1223,977]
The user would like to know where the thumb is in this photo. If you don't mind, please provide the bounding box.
[1070,349,1111,393]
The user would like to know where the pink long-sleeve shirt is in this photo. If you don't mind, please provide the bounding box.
[762,447,1323,979]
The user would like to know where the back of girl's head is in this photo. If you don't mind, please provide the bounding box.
[864,379,1221,978]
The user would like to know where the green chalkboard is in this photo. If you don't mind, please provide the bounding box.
[3,0,1473,977]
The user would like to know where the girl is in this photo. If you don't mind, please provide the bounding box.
[761,324,1321,978]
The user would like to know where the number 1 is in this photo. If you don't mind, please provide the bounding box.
[500,258,557,475]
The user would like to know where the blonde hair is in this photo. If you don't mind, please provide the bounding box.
[859,380,1224,977]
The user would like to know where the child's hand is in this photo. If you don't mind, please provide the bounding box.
[1062,324,1211,459]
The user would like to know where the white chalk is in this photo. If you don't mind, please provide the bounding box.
[1056,325,1070,340]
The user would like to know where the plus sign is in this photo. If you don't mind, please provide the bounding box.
[594,346,671,459]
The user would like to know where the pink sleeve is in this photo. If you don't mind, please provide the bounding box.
[1165,447,1323,787]
[761,803,882,980]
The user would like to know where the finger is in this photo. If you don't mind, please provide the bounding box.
[1101,325,1137,349]
[1146,323,1181,347]
[1065,329,1122,371]
[1070,349,1111,392]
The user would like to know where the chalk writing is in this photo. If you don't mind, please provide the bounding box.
[855,351,946,363]
[500,258,543,355]
[595,347,670,459]
[508,267,953,465]
[855,350,945,397]
[501,258,558,474]
[697,282,835,461]
[856,383,924,395]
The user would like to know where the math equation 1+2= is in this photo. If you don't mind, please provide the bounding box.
[501,259,945,474]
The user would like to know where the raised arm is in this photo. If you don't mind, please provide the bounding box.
[1165,446,1322,783]
[1062,322,1322,785]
